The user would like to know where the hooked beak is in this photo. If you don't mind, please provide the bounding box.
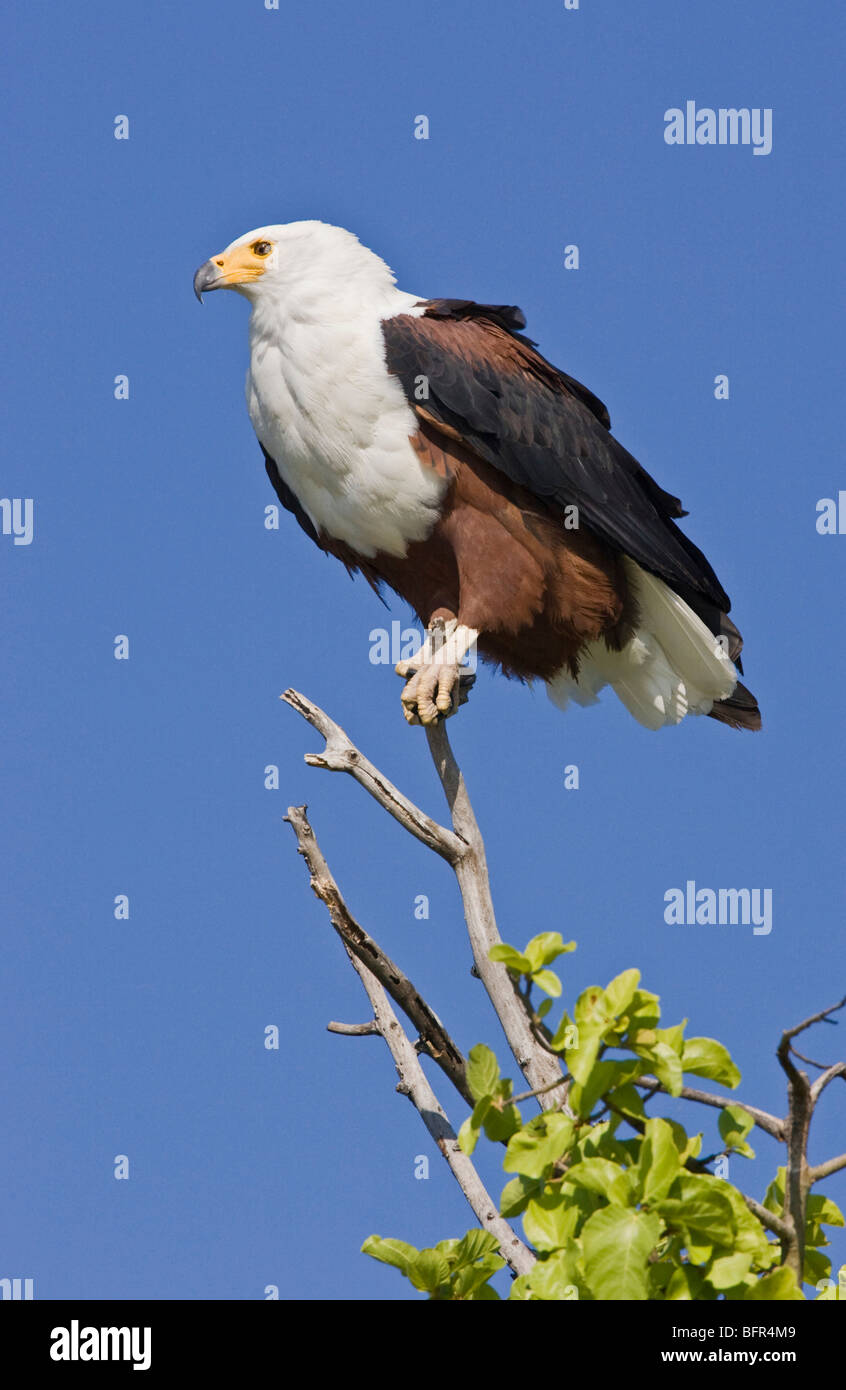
[193,260,221,302]
[193,244,268,302]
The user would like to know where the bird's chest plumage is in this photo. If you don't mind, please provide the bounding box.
[246,313,446,558]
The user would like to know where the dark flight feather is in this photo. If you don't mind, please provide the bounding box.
[382,302,729,614]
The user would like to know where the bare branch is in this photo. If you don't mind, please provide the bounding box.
[328,1021,381,1037]
[782,996,846,1045]
[743,1195,793,1243]
[282,690,566,1112]
[790,1047,831,1070]
[634,1077,784,1141]
[285,804,472,1106]
[282,690,465,863]
[808,1152,846,1184]
[775,1044,813,1279]
[779,997,846,1089]
[424,722,567,1111]
[357,966,535,1277]
[509,1078,573,1107]
[810,1062,846,1106]
[287,808,534,1279]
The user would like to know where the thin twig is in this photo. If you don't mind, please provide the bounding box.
[810,1062,846,1106]
[282,690,465,863]
[782,997,846,1044]
[285,804,471,1105]
[634,1077,784,1141]
[808,1152,846,1184]
[790,1048,831,1070]
[508,1078,573,1107]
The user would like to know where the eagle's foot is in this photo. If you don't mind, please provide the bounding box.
[396,662,475,726]
[394,618,480,725]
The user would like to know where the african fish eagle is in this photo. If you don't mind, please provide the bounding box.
[193,221,760,732]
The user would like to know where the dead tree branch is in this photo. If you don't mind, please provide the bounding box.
[634,1077,784,1141]
[281,690,464,863]
[284,802,534,1278]
[283,691,567,1110]
[284,803,470,1105]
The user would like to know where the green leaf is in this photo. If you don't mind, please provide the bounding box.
[523,932,576,972]
[681,1037,741,1088]
[604,968,641,1018]
[568,1059,619,1120]
[564,1156,633,1204]
[458,1095,491,1155]
[453,1228,501,1267]
[523,1191,579,1252]
[564,1023,606,1084]
[718,1104,756,1158]
[626,989,661,1029]
[468,1281,501,1300]
[521,1245,582,1301]
[537,997,553,1019]
[531,969,562,997]
[508,1274,537,1301]
[668,1121,702,1164]
[488,944,532,974]
[466,1044,500,1102]
[500,1174,542,1218]
[608,1082,647,1124]
[360,1235,418,1274]
[472,1078,520,1144]
[807,1193,845,1228]
[653,1021,686,1055]
[634,1039,683,1096]
[504,1114,575,1179]
[744,1268,805,1301]
[550,1011,577,1052]
[575,984,613,1029]
[803,1247,831,1286]
[452,1257,503,1299]
[707,1251,753,1290]
[407,1248,452,1296]
[581,1206,663,1300]
[657,1176,736,1249]
[665,1265,705,1300]
[637,1118,682,1205]
[763,1168,785,1216]
[457,1117,477,1157]
[719,1184,774,1263]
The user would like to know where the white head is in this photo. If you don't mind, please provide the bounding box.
[193,221,399,318]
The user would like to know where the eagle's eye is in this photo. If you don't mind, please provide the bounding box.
[252,241,273,257]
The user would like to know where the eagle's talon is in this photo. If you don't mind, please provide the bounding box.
[399,661,471,725]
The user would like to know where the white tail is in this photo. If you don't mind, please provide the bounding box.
[546,560,738,730]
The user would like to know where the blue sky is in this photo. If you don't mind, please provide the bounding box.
[2,0,844,1300]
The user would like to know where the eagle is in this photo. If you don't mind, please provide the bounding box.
[193,221,760,732]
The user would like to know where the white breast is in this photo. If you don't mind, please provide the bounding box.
[246,295,446,558]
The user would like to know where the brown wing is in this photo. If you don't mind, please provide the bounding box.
[382,302,731,630]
